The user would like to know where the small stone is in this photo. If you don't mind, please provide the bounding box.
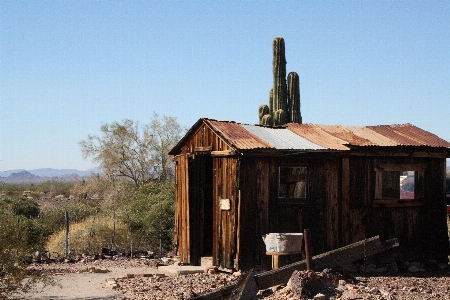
[94,268,109,273]
[313,293,326,300]
[409,287,417,292]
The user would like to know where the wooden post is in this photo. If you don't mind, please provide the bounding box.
[304,228,312,270]
[65,211,70,259]
[272,254,279,269]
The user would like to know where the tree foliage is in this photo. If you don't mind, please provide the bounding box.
[123,181,175,252]
[79,113,183,188]
[0,197,52,298]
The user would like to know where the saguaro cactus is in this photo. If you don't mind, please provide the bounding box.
[288,72,301,123]
[259,104,270,125]
[272,37,287,114]
[258,37,302,126]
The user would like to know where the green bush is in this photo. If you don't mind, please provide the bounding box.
[11,197,40,218]
[122,181,175,252]
[46,215,129,256]
[0,183,21,197]
[39,201,100,233]
[0,205,53,298]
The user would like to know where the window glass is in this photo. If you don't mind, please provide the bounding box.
[400,171,415,200]
[279,166,307,199]
[380,170,415,200]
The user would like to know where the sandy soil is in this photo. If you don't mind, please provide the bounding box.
[15,259,162,300]
[12,258,450,300]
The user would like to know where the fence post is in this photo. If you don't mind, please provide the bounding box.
[65,211,70,259]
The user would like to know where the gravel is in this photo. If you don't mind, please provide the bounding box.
[24,258,450,300]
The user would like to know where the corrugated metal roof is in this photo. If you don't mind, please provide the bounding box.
[205,120,273,149]
[344,126,398,146]
[287,123,450,149]
[367,124,450,147]
[286,123,350,150]
[241,124,326,150]
[170,118,450,154]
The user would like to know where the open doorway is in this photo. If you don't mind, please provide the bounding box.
[188,153,213,263]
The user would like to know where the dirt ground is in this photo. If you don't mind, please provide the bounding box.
[12,256,450,300]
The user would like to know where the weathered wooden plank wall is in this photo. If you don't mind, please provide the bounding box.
[174,121,449,269]
[174,154,190,263]
[213,156,239,268]
[174,123,236,266]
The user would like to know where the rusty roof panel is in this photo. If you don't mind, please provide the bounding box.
[368,124,450,147]
[345,126,398,146]
[315,125,374,146]
[170,119,450,155]
[241,124,326,150]
[205,119,273,149]
[286,123,350,150]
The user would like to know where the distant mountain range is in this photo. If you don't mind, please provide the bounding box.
[0,168,102,183]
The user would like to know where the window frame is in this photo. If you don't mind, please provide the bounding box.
[373,163,426,207]
[278,165,309,203]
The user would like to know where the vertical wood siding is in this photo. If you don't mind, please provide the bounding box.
[173,120,449,269]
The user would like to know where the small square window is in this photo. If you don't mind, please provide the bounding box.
[279,166,307,199]
[380,170,415,200]
[374,164,425,207]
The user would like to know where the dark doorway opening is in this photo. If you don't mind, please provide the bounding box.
[189,153,213,263]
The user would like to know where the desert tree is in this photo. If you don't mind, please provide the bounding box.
[79,113,183,189]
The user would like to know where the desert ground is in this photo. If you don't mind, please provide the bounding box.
[13,255,450,300]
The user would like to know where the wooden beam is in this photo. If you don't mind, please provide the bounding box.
[194,146,213,152]
[211,150,236,156]
[254,236,399,290]
[375,163,427,171]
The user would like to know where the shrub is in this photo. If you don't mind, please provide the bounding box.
[0,208,53,298]
[122,181,175,253]
[46,215,129,256]
[39,201,100,233]
[11,197,40,218]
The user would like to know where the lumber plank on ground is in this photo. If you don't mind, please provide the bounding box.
[254,235,399,290]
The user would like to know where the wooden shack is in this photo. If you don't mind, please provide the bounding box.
[169,118,450,270]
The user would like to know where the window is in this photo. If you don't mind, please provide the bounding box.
[374,164,425,207]
[279,166,307,199]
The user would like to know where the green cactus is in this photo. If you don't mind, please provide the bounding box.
[261,114,272,126]
[257,37,302,126]
[259,104,269,124]
[274,109,286,126]
[269,88,273,117]
[272,37,287,114]
[287,72,301,123]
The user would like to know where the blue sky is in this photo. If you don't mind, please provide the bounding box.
[1,1,449,171]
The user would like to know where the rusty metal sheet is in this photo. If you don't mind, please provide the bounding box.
[345,126,398,146]
[286,123,350,150]
[205,119,273,150]
[314,124,374,146]
[241,124,325,150]
[367,124,450,147]
[170,118,450,155]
